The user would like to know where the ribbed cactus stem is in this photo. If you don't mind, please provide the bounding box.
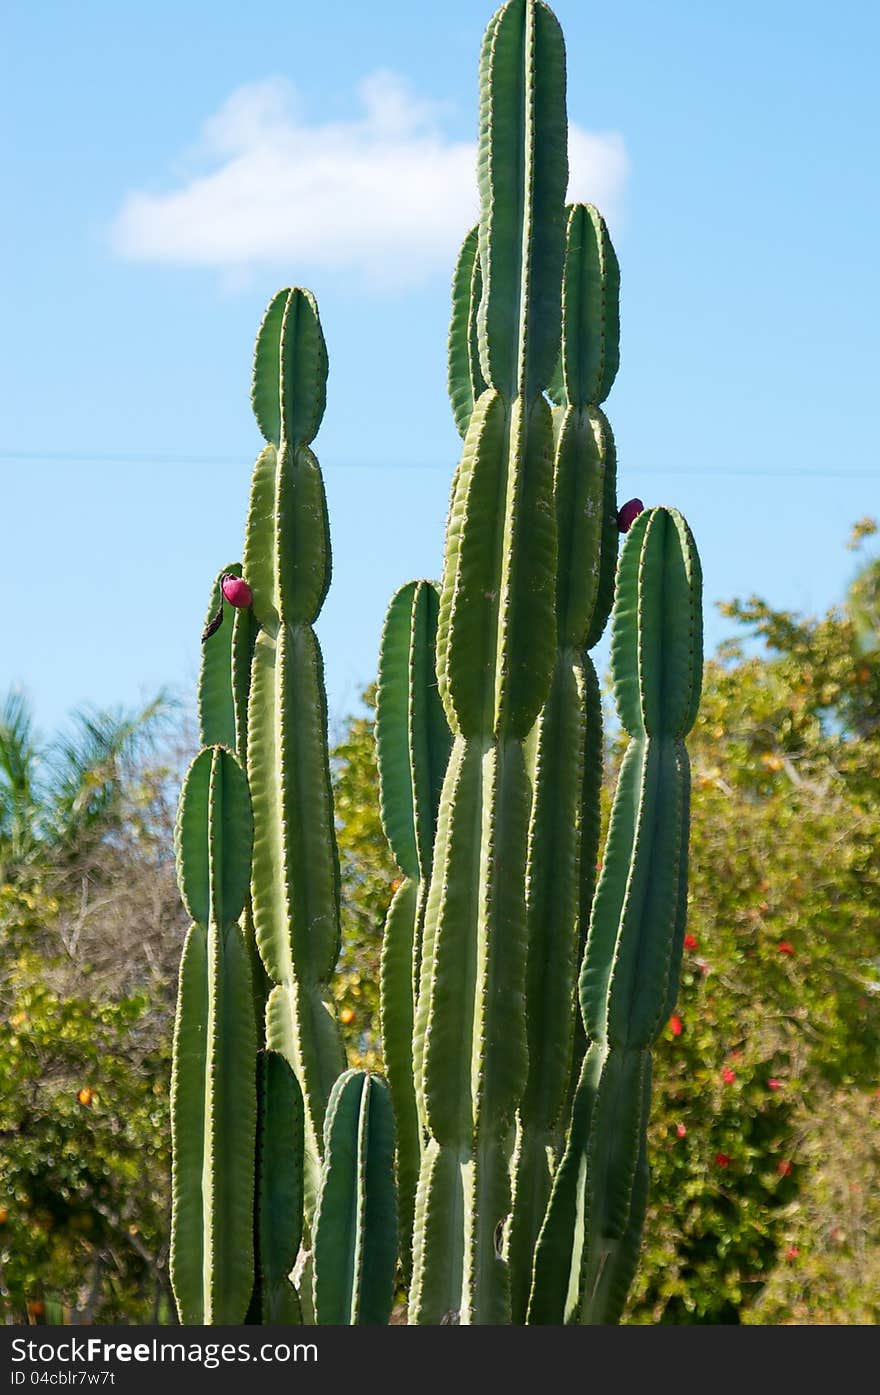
[249,1049,305,1323]
[376,580,451,1278]
[528,506,702,1324]
[198,562,269,1030]
[170,745,257,1324]
[409,0,567,1324]
[508,202,619,1320]
[312,1070,399,1325]
[243,287,346,1215]
[448,226,487,439]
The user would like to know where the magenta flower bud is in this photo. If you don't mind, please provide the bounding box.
[617,498,644,533]
[221,575,254,608]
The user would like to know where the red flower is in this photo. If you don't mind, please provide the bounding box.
[721,1067,736,1085]
[777,941,795,956]
[714,1152,731,1168]
[221,574,254,608]
[785,1246,800,1261]
[669,1014,683,1037]
[768,1078,782,1091]
[777,1159,793,1177]
[617,498,644,533]
[683,933,698,951]
[675,1123,687,1138]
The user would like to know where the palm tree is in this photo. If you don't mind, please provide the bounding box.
[0,688,174,882]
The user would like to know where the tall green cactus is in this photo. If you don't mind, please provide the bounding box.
[409,0,567,1324]
[168,0,706,1331]
[528,506,703,1324]
[243,287,346,1212]
[376,580,451,1277]
[507,201,620,1321]
[170,744,257,1324]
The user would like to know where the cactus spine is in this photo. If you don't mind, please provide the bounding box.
[170,744,257,1323]
[409,0,567,1324]
[507,202,620,1321]
[243,288,346,1211]
[376,581,451,1277]
[312,1070,399,1325]
[528,506,703,1323]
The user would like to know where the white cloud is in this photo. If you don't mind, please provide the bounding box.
[111,72,628,287]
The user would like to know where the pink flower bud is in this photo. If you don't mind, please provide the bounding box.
[617,498,644,533]
[221,575,254,609]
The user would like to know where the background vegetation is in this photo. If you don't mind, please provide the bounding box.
[1,524,877,1324]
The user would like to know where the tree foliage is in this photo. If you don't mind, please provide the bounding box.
[0,694,185,1324]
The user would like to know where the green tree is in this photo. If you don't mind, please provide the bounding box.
[0,692,185,1324]
[331,685,396,1070]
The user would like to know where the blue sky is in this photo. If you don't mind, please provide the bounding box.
[2,0,878,737]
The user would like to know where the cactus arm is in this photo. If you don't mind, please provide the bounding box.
[378,879,420,1273]
[414,736,484,1145]
[476,0,567,399]
[525,1041,599,1324]
[407,584,452,885]
[549,203,620,408]
[243,287,346,1216]
[241,446,279,621]
[507,653,585,1321]
[610,508,703,741]
[508,199,620,1320]
[408,1139,465,1323]
[661,773,693,1025]
[376,585,421,880]
[580,1071,651,1325]
[312,1071,398,1325]
[252,287,327,448]
[567,651,604,1078]
[531,507,702,1324]
[436,392,557,741]
[170,746,257,1324]
[448,226,487,438]
[411,0,567,1324]
[376,580,451,1279]
[198,561,259,769]
[198,564,242,750]
[199,551,276,1110]
[250,1049,304,1323]
[168,924,208,1322]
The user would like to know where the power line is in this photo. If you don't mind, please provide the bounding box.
[0,448,876,479]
